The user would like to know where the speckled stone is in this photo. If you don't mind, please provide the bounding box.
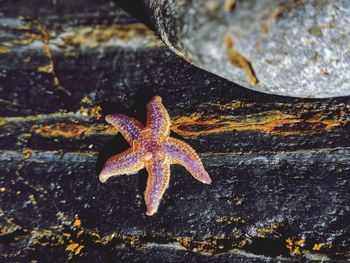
[144,0,350,98]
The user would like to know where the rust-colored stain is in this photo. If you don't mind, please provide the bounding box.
[171,110,341,138]
[31,108,342,140]
[262,0,305,34]
[23,55,32,63]
[321,68,330,76]
[31,123,115,139]
[224,0,236,12]
[0,45,9,54]
[224,34,258,85]
[32,123,87,138]
[271,0,305,20]
[259,0,305,46]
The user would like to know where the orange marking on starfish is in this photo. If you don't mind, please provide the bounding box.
[99,96,212,216]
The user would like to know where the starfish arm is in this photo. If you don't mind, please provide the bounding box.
[144,157,170,216]
[146,96,171,141]
[164,138,212,184]
[106,114,145,145]
[99,149,145,183]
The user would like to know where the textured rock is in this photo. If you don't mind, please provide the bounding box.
[0,1,349,262]
[143,0,350,98]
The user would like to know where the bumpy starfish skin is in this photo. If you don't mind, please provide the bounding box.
[99,96,212,216]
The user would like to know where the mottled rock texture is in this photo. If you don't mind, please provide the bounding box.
[143,0,350,98]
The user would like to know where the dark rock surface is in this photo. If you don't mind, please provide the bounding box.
[0,1,349,262]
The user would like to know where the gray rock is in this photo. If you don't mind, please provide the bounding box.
[143,0,350,98]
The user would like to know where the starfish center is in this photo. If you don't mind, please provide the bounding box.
[146,140,162,153]
[143,140,165,162]
[99,95,212,216]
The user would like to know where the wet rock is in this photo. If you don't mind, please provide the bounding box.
[143,0,350,98]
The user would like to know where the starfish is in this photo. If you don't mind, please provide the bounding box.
[99,96,212,216]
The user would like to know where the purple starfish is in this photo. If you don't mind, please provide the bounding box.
[99,96,212,216]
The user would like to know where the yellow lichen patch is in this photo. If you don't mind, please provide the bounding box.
[66,242,84,255]
[0,45,9,54]
[12,32,43,46]
[66,242,79,251]
[212,100,254,111]
[74,244,84,255]
[28,194,37,205]
[173,234,246,254]
[312,243,323,251]
[72,216,81,228]
[171,110,341,138]
[80,96,93,105]
[286,238,293,249]
[63,233,71,238]
[22,148,33,159]
[76,230,84,238]
[286,238,305,256]
[78,96,103,120]
[256,222,283,238]
[296,239,305,247]
[90,232,101,240]
[175,236,191,248]
[215,216,246,225]
[293,246,301,255]
[38,64,53,73]
[59,24,162,49]
[0,118,6,126]
[224,34,258,85]
[30,229,65,247]
[122,234,141,249]
[175,236,216,254]
[90,105,103,120]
